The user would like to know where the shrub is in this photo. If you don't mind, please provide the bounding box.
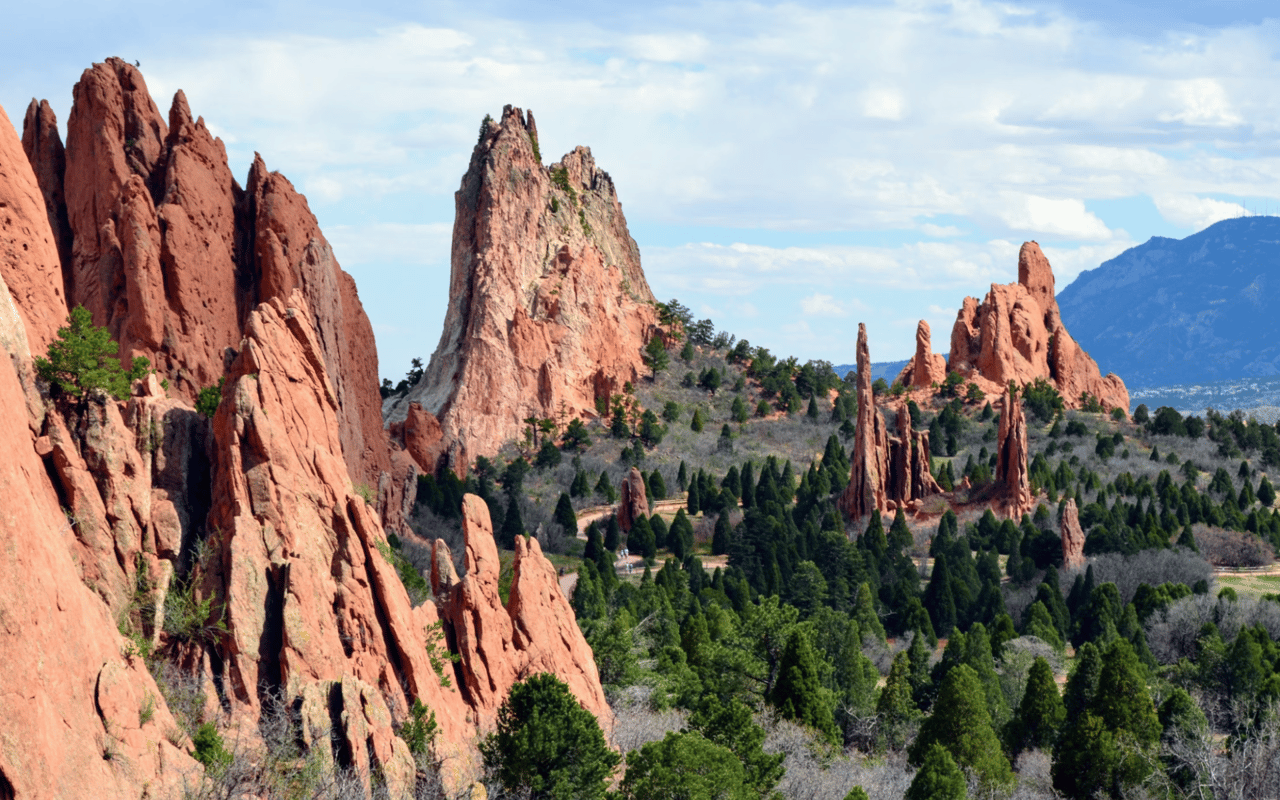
[35,305,150,400]
[195,377,225,418]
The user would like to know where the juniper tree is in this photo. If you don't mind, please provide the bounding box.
[36,305,151,401]
[1004,656,1064,755]
[909,665,1012,789]
[905,744,967,800]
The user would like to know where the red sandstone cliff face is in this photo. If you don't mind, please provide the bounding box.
[1061,497,1086,569]
[0,140,199,794]
[0,67,611,797]
[617,466,649,532]
[386,105,659,470]
[947,243,1129,412]
[21,57,394,498]
[839,324,941,521]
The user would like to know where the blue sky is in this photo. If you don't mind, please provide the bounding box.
[5,0,1280,377]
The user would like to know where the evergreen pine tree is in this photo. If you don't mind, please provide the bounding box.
[629,515,656,560]
[770,628,838,743]
[553,492,577,538]
[687,478,701,515]
[909,665,1013,789]
[712,512,731,556]
[1005,656,1064,755]
[604,514,621,552]
[806,395,819,421]
[596,470,617,503]
[876,651,921,750]
[649,513,669,551]
[1177,524,1199,551]
[649,470,667,501]
[732,395,749,424]
[740,461,755,508]
[923,555,958,638]
[500,493,525,549]
[854,582,887,643]
[677,460,688,492]
[691,408,705,432]
[905,744,967,800]
[1062,641,1102,719]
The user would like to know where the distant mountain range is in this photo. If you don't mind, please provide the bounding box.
[833,359,908,384]
[1058,216,1280,390]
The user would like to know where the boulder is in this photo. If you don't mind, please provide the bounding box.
[386,105,659,466]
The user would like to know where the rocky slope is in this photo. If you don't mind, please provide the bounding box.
[0,65,610,797]
[385,105,660,472]
[897,241,1129,413]
[1058,216,1280,389]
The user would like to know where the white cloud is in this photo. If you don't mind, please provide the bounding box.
[1153,193,1247,230]
[863,87,906,121]
[800,293,846,316]
[997,194,1115,241]
[1157,79,1244,127]
[920,223,964,237]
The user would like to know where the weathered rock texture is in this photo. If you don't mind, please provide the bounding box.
[995,384,1034,518]
[385,105,659,470]
[948,242,1129,412]
[617,466,649,532]
[1061,498,1086,570]
[840,324,941,521]
[0,241,199,798]
[895,319,947,390]
[1,102,67,359]
[1,70,611,798]
[198,293,608,783]
[21,57,394,496]
[436,495,610,727]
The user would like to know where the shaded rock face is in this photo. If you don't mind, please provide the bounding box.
[1061,498,1086,570]
[894,319,947,390]
[199,294,608,782]
[22,57,392,493]
[617,466,648,532]
[0,264,199,798]
[840,323,941,520]
[996,384,1034,518]
[947,242,1129,412]
[386,105,658,469]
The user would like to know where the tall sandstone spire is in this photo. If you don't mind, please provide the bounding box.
[385,105,659,472]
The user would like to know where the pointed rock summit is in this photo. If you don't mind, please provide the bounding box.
[948,242,1129,412]
[385,105,660,471]
[839,323,941,521]
[995,383,1033,518]
[896,319,947,390]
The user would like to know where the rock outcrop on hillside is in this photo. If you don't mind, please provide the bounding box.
[0,66,611,797]
[839,324,941,520]
[995,383,1034,518]
[617,466,649,532]
[21,57,394,497]
[1061,498,1086,569]
[385,105,659,471]
[945,243,1129,412]
[894,319,947,390]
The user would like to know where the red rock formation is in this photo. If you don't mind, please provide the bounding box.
[840,324,889,521]
[948,242,1129,412]
[0,266,199,798]
[386,105,659,466]
[1,102,68,360]
[199,294,609,783]
[439,495,610,726]
[1061,497,1086,570]
[23,58,393,499]
[841,325,942,521]
[889,403,942,507]
[895,319,947,390]
[617,466,649,532]
[995,384,1034,518]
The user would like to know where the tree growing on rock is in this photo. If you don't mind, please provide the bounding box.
[36,305,151,401]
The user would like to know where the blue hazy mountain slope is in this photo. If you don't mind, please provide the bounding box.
[1057,216,1280,390]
